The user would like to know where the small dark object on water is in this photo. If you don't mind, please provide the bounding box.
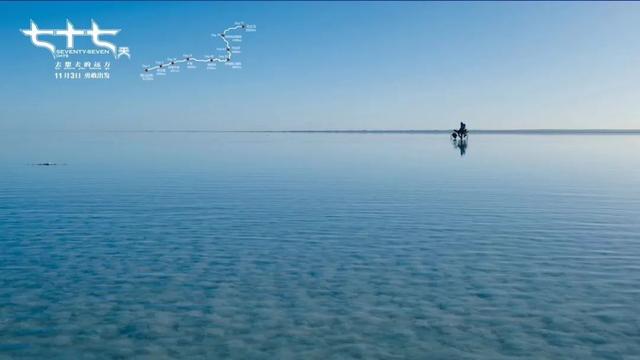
[33,162,64,166]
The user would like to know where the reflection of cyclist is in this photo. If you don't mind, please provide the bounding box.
[457,139,467,156]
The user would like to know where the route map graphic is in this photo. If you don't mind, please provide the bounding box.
[140,22,255,80]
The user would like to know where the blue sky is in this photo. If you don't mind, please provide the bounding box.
[1,1,639,130]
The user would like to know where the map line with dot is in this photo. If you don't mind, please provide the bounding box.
[142,23,250,74]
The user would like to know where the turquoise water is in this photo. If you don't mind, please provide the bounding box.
[1,133,639,359]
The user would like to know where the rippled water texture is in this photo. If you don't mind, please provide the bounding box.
[1,133,639,359]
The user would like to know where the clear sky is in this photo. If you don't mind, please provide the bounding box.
[1,1,640,130]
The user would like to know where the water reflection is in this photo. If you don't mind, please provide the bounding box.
[452,138,468,156]
[2,133,640,358]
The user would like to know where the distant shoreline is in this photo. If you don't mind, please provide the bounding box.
[2,129,640,135]
[251,129,640,135]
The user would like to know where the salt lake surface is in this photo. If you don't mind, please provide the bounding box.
[1,132,639,359]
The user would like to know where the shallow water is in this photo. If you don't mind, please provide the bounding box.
[1,133,639,359]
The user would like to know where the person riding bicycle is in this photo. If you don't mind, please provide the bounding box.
[451,122,468,139]
[459,122,467,135]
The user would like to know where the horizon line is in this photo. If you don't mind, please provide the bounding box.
[2,129,640,134]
